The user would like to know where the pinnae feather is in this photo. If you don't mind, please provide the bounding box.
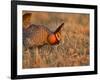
[54,23,64,34]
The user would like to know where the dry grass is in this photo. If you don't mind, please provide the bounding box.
[22,11,90,68]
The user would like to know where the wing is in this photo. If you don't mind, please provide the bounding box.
[23,24,51,48]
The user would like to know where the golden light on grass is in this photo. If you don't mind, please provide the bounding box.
[22,11,90,68]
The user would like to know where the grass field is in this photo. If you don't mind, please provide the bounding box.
[22,11,90,68]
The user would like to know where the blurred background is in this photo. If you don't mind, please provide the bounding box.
[22,11,90,68]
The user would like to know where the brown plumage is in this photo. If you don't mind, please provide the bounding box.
[23,13,64,49]
[23,23,64,49]
[23,13,64,67]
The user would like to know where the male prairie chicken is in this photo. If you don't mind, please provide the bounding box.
[23,23,64,49]
[23,13,64,67]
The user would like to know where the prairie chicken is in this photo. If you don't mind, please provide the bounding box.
[23,13,64,67]
[23,23,64,49]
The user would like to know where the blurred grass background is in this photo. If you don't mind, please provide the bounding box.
[23,11,90,68]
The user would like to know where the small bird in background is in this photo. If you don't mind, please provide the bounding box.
[23,13,64,67]
[23,13,32,29]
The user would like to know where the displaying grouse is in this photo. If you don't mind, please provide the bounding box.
[23,23,64,49]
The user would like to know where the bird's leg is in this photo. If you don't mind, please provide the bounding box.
[36,47,39,59]
[34,47,44,67]
[34,47,39,66]
[24,48,32,68]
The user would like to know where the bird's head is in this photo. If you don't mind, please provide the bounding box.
[47,23,64,45]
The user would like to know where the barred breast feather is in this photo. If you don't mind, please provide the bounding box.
[23,24,51,48]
